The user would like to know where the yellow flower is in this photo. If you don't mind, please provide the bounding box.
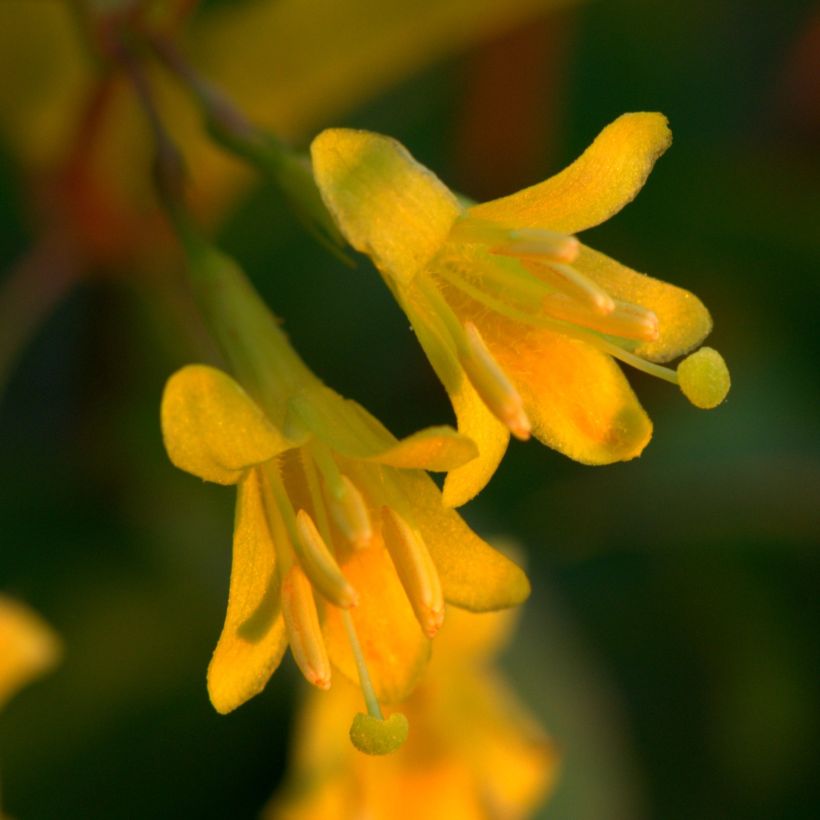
[311,113,731,506]
[160,248,529,726]
[0,596,61,711]
[266,606,557,820]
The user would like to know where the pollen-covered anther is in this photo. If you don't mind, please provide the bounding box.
[381,507,445,638]
[460,322,531,441]
[329,475,373,549]
[543,294,660,343]
[525,259,615,315]
[294,509,359,608]
[281,564,332,690]
[492,228,580,264]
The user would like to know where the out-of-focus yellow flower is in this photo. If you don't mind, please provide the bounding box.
[311,114,731,506]
[267,606,557,820]
[0,596,61,710]
[160,245,529,730]
[0,0,576,259]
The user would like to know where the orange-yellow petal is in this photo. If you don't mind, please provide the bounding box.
[468,112,672,235]
[207,470,287,713]
[365,426,478,472]
[575,244,713,362]
[311,128,461,284]
[488,325,653,464]
[0,596,61,710]
[323,545,430,704]
[389,471,531,611]
[161,364,292,484]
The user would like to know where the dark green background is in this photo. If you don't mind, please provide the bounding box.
[1,0,818,818]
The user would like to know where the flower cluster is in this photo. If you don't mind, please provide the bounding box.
[161,241,528,748]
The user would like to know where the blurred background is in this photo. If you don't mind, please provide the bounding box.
[0,0,818,818]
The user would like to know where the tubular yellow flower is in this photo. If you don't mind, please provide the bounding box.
[160,243,530,742]
[267,607,558,820]
[311,113,731,506]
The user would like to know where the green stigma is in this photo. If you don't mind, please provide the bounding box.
[349,712,409,756]
[677,347,730,409]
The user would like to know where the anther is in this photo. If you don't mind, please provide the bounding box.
[523,259,615,315]
[381,507,445,638]
[281,564,332,690]
[543,294,660,342]
[492,228,580,264]
[294,510,359,608]
[459,322,531,441]
[328,475,373,549]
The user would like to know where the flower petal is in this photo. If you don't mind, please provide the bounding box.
[389,471,531,611]
[468,112,672,235]
[575,244,713,362]
[311,128,461,284]
[323,545,430,704]
[161,364,292,484]
[292,388,477,471]
[207,470,287,714]
[443,382,510,507]
[486,324,653,464]
[365,425,479,472]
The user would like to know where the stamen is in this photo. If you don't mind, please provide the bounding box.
[329,474,373,549]
[492,228,580,263]
[294,510,359,608]
[522,259,615,315]
[459,322,531,441]
[435,267,681,384]
[381,507,445,638]
[543,294,660,342]
[448,216,579,263]
[281,564,331,690]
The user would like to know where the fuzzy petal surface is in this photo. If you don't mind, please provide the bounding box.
[162,364,292,485]
[468,112,672,235]
[487,323,653,464]
[575,244,713,362]
[311,128,461,284]
[207,470,287,713]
